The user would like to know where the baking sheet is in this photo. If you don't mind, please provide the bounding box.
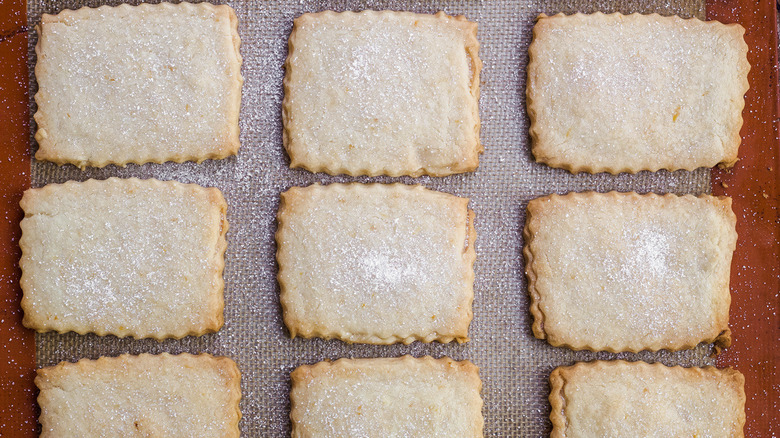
[27,0,716,435]
[709,2,780,436]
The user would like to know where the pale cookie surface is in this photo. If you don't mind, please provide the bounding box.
[550,360,745,438]
[283,10,482,177]
[20,177,228,339]
[277,183,476,344]
[34,2,243,168]
[291,356,483,437]
[36,353,242,438]
[524,192,736,352]
[527,13,749,173]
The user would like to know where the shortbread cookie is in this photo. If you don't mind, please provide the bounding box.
[550,361,746,437]
[277,183,476,344]
[34,2,243,168]
[527,13,749,173]
[37,353,241,437]
[20,178,228,339]
[524,192,736,352]
[291,356,483,437]
[283,10,481,177]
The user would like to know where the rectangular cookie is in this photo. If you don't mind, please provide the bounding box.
[34,2,242,168]
[276,183,476,344]
[291,356,483,437]
[550,361,746,437]
[283,10,481,177]
[36,353,241,437]
[524,192,736,352]
[527,13,749,173]
[20,177,228,339]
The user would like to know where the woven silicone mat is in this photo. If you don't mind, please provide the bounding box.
[29,0,711,435]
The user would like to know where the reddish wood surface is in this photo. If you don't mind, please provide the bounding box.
[0,0,36,436]
[709,1,780,437]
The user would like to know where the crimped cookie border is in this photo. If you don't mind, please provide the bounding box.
[526,12,750,174]
[33,2,243,169]
[290,355,484,437]
[524,191,735,353]
[19,177,229,340]
[282,10,482,177]
[276,183,476,345]
[549,360,746,438]
[36,353,242,438]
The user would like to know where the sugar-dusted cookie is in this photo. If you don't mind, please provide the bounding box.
[276,183,476,344]
[291,356,483,437]
[34,2,243,168]
[283,10,482,177]
[524,192,736,353]
[20,177,228,339]
[36,353,241,437]
[549,360,745,437]
[527,13,749,173]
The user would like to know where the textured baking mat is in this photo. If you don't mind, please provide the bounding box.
[29,0,711,435]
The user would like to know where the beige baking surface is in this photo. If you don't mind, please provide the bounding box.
[28,0,710,435]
